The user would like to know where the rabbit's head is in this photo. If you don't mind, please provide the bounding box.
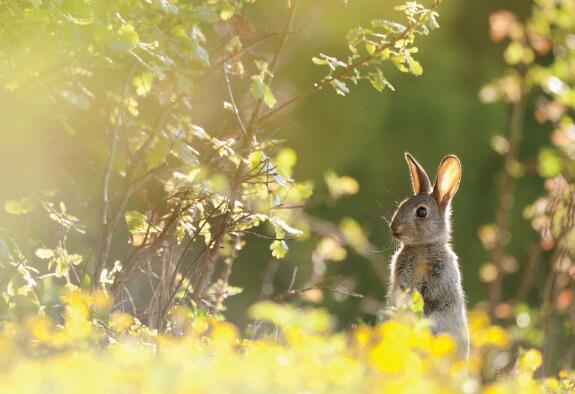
[389,153,462,246]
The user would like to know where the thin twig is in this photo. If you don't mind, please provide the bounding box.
[245,0,301,140]
[223,59,248,135]
[93,66,137,287]
[274,285,364,302]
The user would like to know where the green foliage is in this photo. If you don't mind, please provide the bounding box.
[250,61,277,108]
[478,0,575,374]
[313,0,440,96]
[0,0,443,330]
[324,170,360,200]
[4,197,37,216]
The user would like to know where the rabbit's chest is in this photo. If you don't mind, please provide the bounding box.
[395,254,441,290]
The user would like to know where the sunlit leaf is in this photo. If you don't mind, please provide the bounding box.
[250,78,276,108]
[538,148,562,178]
[4,197,37,215]
[330,79,350,96]
[325,171,360,199]
[35,248,54,259]
[173,141,200,166]
[124,211,150,235]
[133,72,154,97]
[270,239,288,259]
[146,136,170,169]
[409,289,424,313]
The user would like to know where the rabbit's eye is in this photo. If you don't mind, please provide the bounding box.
[416,206,427,218]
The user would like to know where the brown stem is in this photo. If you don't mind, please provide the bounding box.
[93,127,119,289]
[274,285,364,302]
[487,71,528,316]
[93,66,138,287]
[515,242,543,301]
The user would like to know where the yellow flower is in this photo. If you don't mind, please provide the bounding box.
[518,349,543,373]
[431,334,456,357]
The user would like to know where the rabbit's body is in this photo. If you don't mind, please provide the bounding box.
[388,153,469,357]
[390,242,469,355]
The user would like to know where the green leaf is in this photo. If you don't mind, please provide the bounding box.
[538,148,562,178]
[504,42,533,65]
[271,218,303,237]
[250,78,276,108]
[200,221,211,245]
[220,4,236,20]
[371,19,406,33]
[171,25,187,38]
[4,197,37,215]
[276,148,297,176]
[146,136,170,169]
[365,42,377,55]
[312,56,327,65]
[225,36,242,54]
[125,211,150,234]
[330,79,350,96]
[292,181,314,200]
[191,124,209,140]
[35,248,54,259]
[132,72,154,96]
[191,42,210,67]
[270,240,288,259]
[368,69,395,92]
[324,170,360,199]
[262,86,277,108]
[247,150,264,170]
[426,12,440,31]
[346,27,364,47]
[407,57,423,76]
[410,289,424,314]
[173,141,200,166]
[157,0,179,14]
[68,254,83,266]
[340,217,369,252]
[392,55,409,73]
[118,23,139,48]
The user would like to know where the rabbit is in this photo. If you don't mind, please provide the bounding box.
[388,152,469,357]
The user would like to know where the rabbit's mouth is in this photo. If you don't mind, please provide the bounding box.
[390,224,412,242]
[396,236,413,244]
[391,232,412,244]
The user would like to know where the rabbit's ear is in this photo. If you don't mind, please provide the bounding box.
[405,153,432,195]
[432,155,462,208]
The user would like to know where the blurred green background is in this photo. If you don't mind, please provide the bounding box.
[0,0,547,327]
[229,0,544,325]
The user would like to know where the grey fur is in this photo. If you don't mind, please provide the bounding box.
[388,153,469,357]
